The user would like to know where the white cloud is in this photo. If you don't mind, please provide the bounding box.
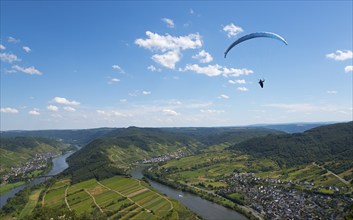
[345,65,353,73]
[29,110,40,115]
[192,50,213,63]
[237,87,249,92]
[142,91,151,95]
[0,53,21,63]
[8,36,20,43]
[223,23,243,38]
[112,65,125,74]
[182,64,253,77]
[47,105,59,111]
[22,46,31,53]
[108,78,120,84]
[147,65,161,72]
[163,109,179,116]
[190,8,194,14]
[64,106,76,112]
[228,79,246,84]
[1,107,19,113]
[327,90,338,94]
[218,94,229,99]
[152,50,181,69]
[200,109,224,114]
[162,18,175,28]
[265,103,317,112]
[135,31,202,52]
[326,50,353,61]
[12,65,42,75]
[96,110,129,117]
[51,97,80,105]
[0,44,5,50]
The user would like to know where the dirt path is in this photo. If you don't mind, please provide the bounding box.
[312,162,350,185]
[64,185,72,211]
[84,189,103,213]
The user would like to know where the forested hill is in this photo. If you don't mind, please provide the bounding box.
[229,121,353,167]
[64,126,282,183]
[0,128,115,145]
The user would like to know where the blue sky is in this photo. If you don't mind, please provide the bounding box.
[1,1,352,130]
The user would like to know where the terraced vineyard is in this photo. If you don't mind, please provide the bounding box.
[42,176,180,219]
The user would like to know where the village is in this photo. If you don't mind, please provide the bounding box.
[1,152,59,185]
[139,150,192,164]
[217,173,352,220]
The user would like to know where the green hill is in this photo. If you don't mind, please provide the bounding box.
[229,121,353,170]
[0,137,70,173]
[64,126,283,183]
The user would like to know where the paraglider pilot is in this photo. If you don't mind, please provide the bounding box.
[258,79,265,88]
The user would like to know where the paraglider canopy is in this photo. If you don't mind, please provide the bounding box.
[224,32,288,58]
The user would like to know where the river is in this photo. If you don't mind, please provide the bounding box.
[1,155,247,219]
[0,151,75,209]
[131,166,248,220]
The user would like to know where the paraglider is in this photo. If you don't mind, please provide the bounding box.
[258,79,265,88]
[224,32,287,88]
[224,32,288,58]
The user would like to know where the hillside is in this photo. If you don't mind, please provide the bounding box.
[65,126,282,183]
[229,121,353,171]
[0,137,70,173]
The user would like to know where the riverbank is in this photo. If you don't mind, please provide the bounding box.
[0,151,74,209]
[131,165,249,220]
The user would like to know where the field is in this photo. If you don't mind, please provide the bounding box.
[40,176,193,219]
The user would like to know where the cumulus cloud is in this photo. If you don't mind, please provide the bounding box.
[163,109,179,116]
[51,97,80,105]
[12,65,42,75]
[218,94,229,99]
[181,64,253,77]
[112,65,125,74]
[47,105,59,111]
[1,107,19,113]
[327,90,338,94]
[23,46,31,53]
[162,18,175,28]
[345,65,353,73]
[29,110,40,115]
[326,50,353,61]
[135,31,203,69]
[0,53,21,63]
[223,23,243,38]
[237,87,249,92]
[142,91,151,95]
[8,36,20,43]
[64,106,76,112]
[0,44,5,50]
[192,50,213,63]
[135,31,202,52]
[228,79,246,84]
[147,65,161,72]
[152,50,181,69]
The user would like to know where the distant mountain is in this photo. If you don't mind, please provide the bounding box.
[249,122,335,133]
[229,122,353,168]
[0,128,116,145]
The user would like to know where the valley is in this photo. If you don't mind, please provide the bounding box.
[1,122,352,219]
